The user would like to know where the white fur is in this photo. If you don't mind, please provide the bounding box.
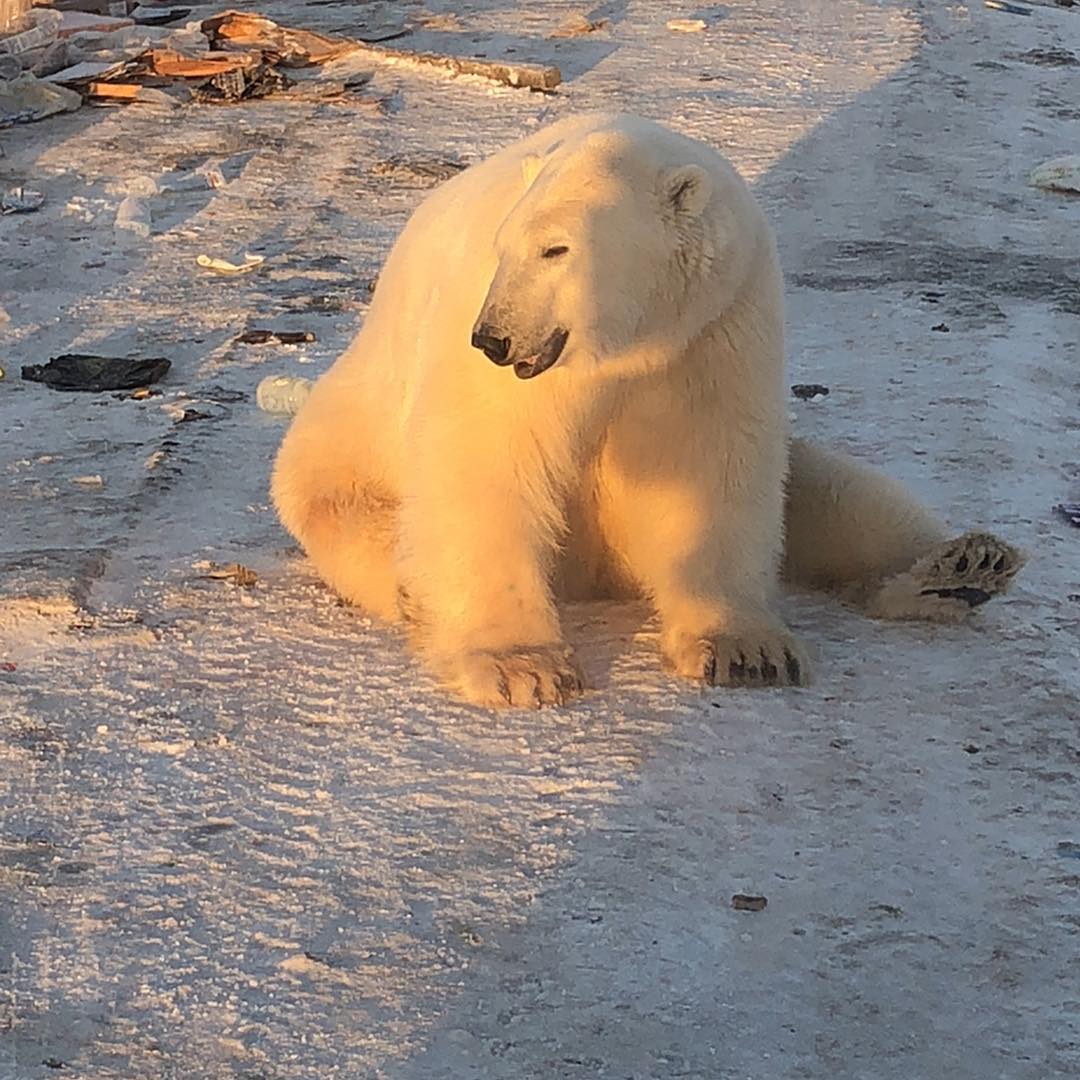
[272,114,1022,707]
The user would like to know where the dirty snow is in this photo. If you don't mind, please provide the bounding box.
[1,1,1079,1077]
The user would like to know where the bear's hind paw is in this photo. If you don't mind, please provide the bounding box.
[867,531,1025,622]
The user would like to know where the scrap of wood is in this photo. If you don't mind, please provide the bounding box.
[201,10,354,66]
[148,48,259,78]
[353,39,561,91]
[199,9,561,91]
[87,81,142,99]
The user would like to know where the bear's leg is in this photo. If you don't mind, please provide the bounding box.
[288,489,402,622]
[596,387,811,689]
[271,418,402,622]
[397,418,585,709]
[783,438,1024,620]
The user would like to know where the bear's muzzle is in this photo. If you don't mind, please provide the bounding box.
[512,327,569,380]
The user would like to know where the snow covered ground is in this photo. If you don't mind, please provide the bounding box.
[2,1,1079,1076]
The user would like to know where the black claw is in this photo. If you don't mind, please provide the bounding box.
[955,554,969,573]
[993,556,1006,573]
[978,552,992,570]
[784,650,802,685]
[703,649,717,685]
[558,670,581,696]
[761,656,779,684]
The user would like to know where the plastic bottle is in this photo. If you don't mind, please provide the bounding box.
[256,375,313,416]
[115,195,151,238]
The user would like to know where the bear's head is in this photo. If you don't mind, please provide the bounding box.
[471,126,758,381]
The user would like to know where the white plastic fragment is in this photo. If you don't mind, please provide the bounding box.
[1029,155,1080,194]
[196,253,264,275]
[667,18,707,32]
[115,194,150,237]
[1,186,44,214]
[256,374,314,416]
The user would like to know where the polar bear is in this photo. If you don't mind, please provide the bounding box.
[271,113,1022,707]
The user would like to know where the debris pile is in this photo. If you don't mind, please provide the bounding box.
[1,4,562,124]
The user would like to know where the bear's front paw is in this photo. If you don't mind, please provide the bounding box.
[449,645,586,709]
[664,623,811,689]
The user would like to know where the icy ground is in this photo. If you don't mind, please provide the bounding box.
[1,1,1079,1077]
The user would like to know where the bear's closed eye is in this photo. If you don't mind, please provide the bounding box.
[542,245,569,258]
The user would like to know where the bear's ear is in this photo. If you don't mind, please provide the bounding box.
[521,154,546,188]
[663,164,712,216]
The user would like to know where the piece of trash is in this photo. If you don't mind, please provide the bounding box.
[160,400,214,422]
[667,18,708,32]
[1053,503,1080,527]
[931,322,950,332]
[0,71,82,127]
[130,5,192,26]
[236,329,316,345]
[144,47,261,79]
[1057,841,1080,859]
[86,81,141,101]
[156,166,222,192]
[985,0,1033,13]
[0,661,16,672]
[191,60,290,103]
[202,386,246,404]
[72,474,105,487]
[731,894,768,912]
[196,253,264,275]
[2,187,44,214]
[1030,155,1080,194]
[353,31,559,91]
[197,561,258,587]
[256,374,313,416]
[0,9,62,58]
[21,353,170,392]
[200,164,226,188]
[144,449,165,470]
[791,383,830,401]
[550,14,608,38]
[115,194,150,236]
[201,10,357,66]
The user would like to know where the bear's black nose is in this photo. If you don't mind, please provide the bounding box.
[471,327,512,366]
